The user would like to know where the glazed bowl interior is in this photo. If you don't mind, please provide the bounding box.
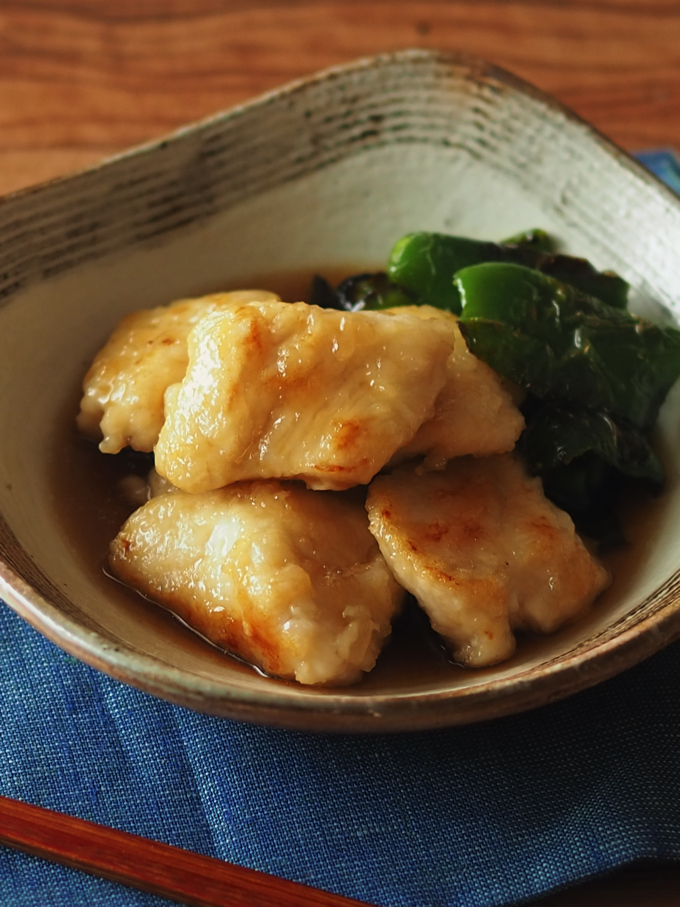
[2,49,680,731]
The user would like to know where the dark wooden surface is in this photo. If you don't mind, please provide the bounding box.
[2,2,680,904]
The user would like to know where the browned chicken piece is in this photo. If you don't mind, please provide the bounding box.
[390,307,525,468]
[366,454,611,667]
[110,480,404,685]
[154,300,454,494]
[77,290,279,453]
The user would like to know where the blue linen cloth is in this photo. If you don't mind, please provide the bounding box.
[2,150,680,907]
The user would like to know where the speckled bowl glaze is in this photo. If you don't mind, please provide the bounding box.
[1,49,680,732]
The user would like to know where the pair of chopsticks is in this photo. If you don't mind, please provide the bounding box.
[0,795,371,907]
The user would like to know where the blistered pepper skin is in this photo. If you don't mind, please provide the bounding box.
[456,262,680,432]
[386,231,630,314]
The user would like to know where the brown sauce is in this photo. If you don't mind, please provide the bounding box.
[48,269,670,690]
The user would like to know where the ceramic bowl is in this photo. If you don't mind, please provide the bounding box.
[2,48,680,732]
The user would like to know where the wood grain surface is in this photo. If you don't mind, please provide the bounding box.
[1,0,680,197]
[2,1,680,905]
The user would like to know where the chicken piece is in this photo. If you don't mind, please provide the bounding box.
[77,290,280,453]
[110,480,404,686]
[366,454,610,667]
[147,467,178,498]
[154,301,454,493]
[390,307,525,468]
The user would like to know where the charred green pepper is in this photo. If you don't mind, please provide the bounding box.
[516,401,666,547]
[456,262,680,431]
[386,231,630,314]
[518,403,665,491]
[501,228,557,253]
[455,261,680,541]
[310,272,415,311]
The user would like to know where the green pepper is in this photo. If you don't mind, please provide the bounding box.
[518,402,665,491]
[456,262,680,431]
[517,402,665,549]
[386,231,629,314]
[335,272,416,310]
[502,228,558,253]
[538,452,628,550]
[309,272,415,311]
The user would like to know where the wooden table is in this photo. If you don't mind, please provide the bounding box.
[3,1,680,904]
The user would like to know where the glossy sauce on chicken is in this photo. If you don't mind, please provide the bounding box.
[51,268,667,688]
[51,381,665,688]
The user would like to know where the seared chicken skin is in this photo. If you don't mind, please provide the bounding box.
[154,300,454,493]
[77,290,279,453]
[110,480,404,686]
[366,455,610,667]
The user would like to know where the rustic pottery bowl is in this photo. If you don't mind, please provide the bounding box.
[2,49,680,732]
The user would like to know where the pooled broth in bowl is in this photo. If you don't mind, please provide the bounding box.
[48,267,670,693]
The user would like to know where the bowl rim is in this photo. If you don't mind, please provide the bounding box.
[4,560,680,732]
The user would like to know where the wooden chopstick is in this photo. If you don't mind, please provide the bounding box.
[0,795,372,907]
